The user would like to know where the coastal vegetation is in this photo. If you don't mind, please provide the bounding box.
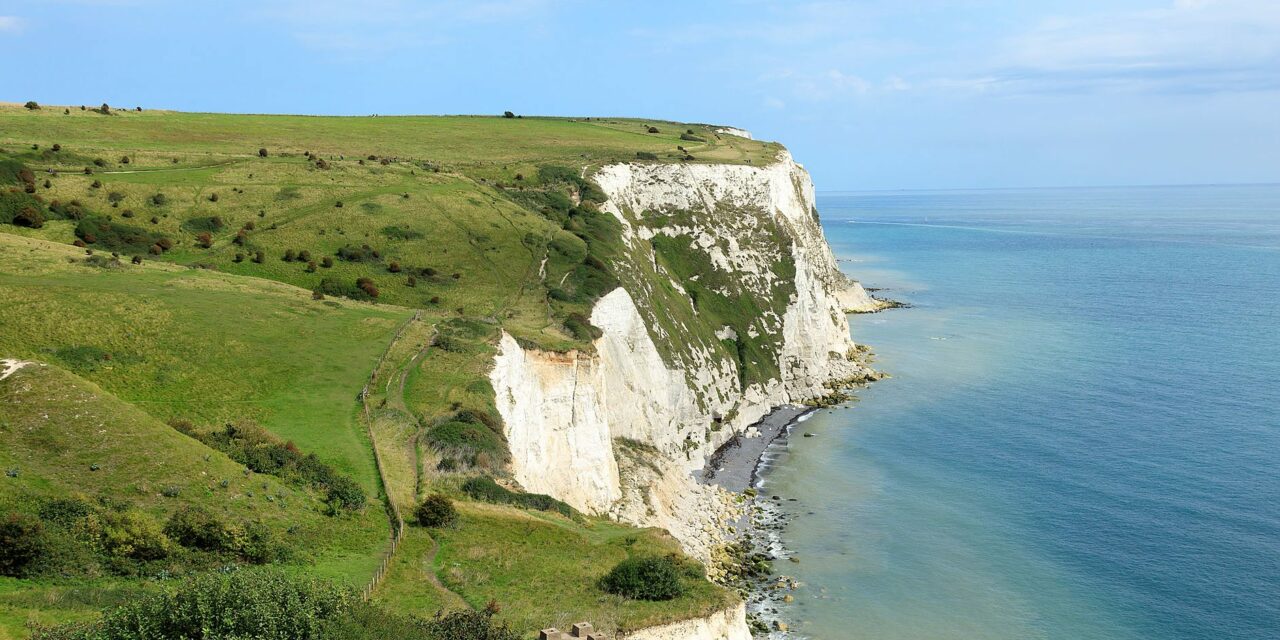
[0,104,774,638]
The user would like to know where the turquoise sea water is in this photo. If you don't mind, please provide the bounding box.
[763,185,1280,639]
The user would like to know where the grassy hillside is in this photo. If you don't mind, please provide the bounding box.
[0,363,383,637]
[0,103,751,638]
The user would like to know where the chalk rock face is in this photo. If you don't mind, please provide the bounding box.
[489,149,872,553]
[622,601,752,640]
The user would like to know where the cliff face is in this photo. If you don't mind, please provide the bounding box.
[489,150,871,560]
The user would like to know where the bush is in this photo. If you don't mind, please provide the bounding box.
[30,568,352,640]
[24,101,39,110]
[75,217,170,254]
[414,494,458,528]
[459,477,575,519]
[646,126,660,133]
[38,498,93,527]
[635,151,658,160]
[679,132,706,142]
[150,193,167,206]
[503,111,516,118]
[325,475,366,511]
[599,556,686,601]
[100,509,172,561]
[0,512,46,577]
[388,261,401,273]
[195,232,213,248]
[164,505,230,551]
[181,215,224,233]
[258,148,269,157]
[356,277,379,299]
[253,250,265,263]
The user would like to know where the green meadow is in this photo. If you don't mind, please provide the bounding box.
[0,105,752,638]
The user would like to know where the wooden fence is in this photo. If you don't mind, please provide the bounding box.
[358,311,421,601]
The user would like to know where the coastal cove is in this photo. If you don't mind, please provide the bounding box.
[751,186,1280,639]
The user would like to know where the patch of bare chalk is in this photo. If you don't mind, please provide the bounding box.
[1,359,40,381]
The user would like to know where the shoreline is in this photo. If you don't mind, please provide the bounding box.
[702,404,814,493]
[701,404,821,637]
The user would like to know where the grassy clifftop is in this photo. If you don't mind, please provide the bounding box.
[0,105,753,638]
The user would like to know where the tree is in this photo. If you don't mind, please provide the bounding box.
[415,494,458,528]
[23,101,39,110]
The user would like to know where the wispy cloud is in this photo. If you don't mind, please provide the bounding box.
[985,0,1280,94]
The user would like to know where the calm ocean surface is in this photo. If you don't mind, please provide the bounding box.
[763,185,1280,639]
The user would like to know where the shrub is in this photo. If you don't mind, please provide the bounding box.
[414,494,458,528]
[680,132,706,142]
[120,208,134,218]
[503,111,516,118]
[38,498,93,527]
[52,144,61,152]
[0,512,46,577]
[120,156,130,164]
[75,217,170,254]
[150,193,167,206]
[356,277,379,299]
[182,215,224,233]
[646,126,660,133]
[253,250,265,263]
[30,568,352,640]
[234,252,244,263]
[380,225,422,240]
[209,192,219,202]
[196,232,213,248]
[321,256,334,268]
[24,101,39,110]
[100,510,172,560]
[306,260,317,273]
[336,244,379,262]
[164,505,230,551]
[599,556,686,601]
[13,206,45,228]
[258,148,268,157]
[325,476,366,511]
[459,477,574,518]
[635,151,658,160]
[388,261,401,273]
[97,103,111,115]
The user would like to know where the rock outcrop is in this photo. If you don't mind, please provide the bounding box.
[490,150,870,557]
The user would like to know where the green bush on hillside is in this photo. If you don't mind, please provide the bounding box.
[414,494,458,528]
[176,420,366,512]
[75,217,171,255]
[29,568,519,640]
[459,477,575,519]
[599,555,686,601]
[0,512,47,577]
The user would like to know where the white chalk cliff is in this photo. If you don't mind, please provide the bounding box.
[489,149,872,636]
[490,149,871,550]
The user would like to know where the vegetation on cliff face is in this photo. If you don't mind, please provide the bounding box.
[0,106,774,638]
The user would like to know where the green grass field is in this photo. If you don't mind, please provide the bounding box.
[0,106,746,638]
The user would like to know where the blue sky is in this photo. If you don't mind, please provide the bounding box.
[2,0,1278,190]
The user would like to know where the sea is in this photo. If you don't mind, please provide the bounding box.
[758,185,1280,639]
